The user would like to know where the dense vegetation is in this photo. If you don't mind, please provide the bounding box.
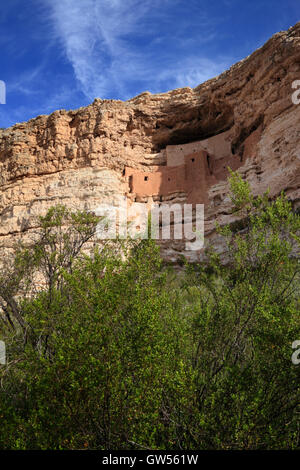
[0,173,299,450]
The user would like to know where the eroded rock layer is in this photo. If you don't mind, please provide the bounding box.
[0,22,300,261]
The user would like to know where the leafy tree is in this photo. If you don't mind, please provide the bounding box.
[0,173,299,450]
[179,172,300,449]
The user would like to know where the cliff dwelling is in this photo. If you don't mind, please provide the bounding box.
[124,130,242,205]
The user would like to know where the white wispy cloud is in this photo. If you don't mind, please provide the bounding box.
[45,0,232,100]
[0,84,80,128]
[7,64,47,96]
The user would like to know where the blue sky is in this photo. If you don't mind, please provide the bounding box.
[0,0,299,128]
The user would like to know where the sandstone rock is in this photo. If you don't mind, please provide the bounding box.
[0,22,299,262]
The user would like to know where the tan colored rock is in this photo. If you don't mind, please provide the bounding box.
[0,22,300,261]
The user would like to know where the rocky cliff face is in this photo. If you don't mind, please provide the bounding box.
[0,22,300,261]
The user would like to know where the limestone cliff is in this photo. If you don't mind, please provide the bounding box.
[0,22,300,261]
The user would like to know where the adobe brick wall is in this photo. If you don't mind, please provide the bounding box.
[125,150,213,202]
[196,129,233,160]
[125,167,162,197]
[166,129,233,167]
[211,154,242,180]
[166,140,206,166]
[125,165,186,198]
[125,132,240,203]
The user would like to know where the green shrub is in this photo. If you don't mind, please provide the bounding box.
[0,174,299,449]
